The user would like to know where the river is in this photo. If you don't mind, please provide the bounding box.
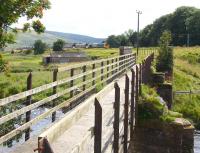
[194,131,200,153]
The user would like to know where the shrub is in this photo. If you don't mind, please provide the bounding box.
[139,85,182,123]
[0,54,9,74]
[156,31,174,72]
[24,49,32,55]
[33,40,47,55]
[53,39,65,51]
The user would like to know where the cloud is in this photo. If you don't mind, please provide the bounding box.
[14,0,200,38]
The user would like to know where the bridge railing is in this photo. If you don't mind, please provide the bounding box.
[37,53,154,153]
[0,53,137,145]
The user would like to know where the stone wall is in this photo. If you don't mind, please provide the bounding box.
[129,119,194,153]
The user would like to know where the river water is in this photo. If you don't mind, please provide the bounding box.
[194,131,200,153]
[0,107,65,153]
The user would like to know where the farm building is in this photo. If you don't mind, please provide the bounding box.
[43,52,89,64]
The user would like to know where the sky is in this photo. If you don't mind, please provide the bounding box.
[16,0,200,38]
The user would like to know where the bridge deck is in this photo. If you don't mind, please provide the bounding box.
[50,70,131,153]
[8,67,134,153]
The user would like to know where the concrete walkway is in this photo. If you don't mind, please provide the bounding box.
[7,66,135,153]
[50,69,133,153]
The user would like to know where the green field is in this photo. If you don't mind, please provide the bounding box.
[0,48,123,99]
[172,47,200,128]
[4,47,200,129]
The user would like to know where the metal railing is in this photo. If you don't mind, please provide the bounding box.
[0,53,137,145]
[37,53,154,153]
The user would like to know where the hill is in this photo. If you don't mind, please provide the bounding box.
[6,30,105,50]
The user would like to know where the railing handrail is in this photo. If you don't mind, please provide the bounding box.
[58,53,135,72]
[0,53,137,144]
[0,50,156,147]
[0,53,136,106]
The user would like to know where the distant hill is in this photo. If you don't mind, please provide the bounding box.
[6,30,105,50]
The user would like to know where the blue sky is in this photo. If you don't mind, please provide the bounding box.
[15,0,200,38]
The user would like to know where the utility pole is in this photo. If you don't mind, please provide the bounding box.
[187,33,190,47]
[136,10,142,56]
[186,25,190,47]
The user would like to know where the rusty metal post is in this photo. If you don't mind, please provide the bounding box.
[94,98,102,153]
[130,69,135,140]
[70,68,74,98]
[25,72,32,141]
[116,58,118,73]
[135,66,139,126]
[101,61,104,85]
[107,60,110,78]
[52,69,58,122]
[92,64,96,86]
[37,138,54,153]
[82,65,86,91]
[142,60,145,84]
[139,63,142,95]
[124,74,129,153]
[112,59,114,75]
[113,82,120,153]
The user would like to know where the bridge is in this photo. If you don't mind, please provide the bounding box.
[0,48,158,153]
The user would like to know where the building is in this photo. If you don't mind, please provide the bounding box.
[43,52,89,64]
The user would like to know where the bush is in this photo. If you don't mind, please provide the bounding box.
[139,85,182,122]
[156,31,174,72]
[53,39,65,51]
[0,54,9,74]
[24,49,32,55]
[33,40,47,55]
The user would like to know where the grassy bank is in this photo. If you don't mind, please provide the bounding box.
[173,47,200,128]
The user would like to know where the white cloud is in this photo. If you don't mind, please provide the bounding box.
[15,0,200,38]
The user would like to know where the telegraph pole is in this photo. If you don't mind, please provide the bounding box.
[186,25,190,47]
[187,33,190,47]
[136,10,142,56]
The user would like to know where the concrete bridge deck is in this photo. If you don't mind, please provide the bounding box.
[8,67,134,153]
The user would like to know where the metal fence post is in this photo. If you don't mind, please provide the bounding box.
[52,69,58,122]
[124,74,129,153]
[139,63,142,95]
[94,98,102,153]
[25,72,32,141]
[101,61,104,85]
[130,69,135,140]
[107,60,110,78]
[82,65,86,91]
[112,59,114,75]
[113,82,120,153]
[116,58,118,74]
[135,66,139,126]
[70,68,74,98]
[92,64,96,86]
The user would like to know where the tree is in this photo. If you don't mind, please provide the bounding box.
[186,9,200,46]
[125,29,137,46]
[53,39,65,51]
[106,35,121,48]
[138,6,200,47]
[156,31,173,72]
[33,40,47,55]
[0,0,51,48]
[106,34,130,48]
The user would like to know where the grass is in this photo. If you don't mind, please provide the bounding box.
[172,47,200,129]
[139,84,182,123]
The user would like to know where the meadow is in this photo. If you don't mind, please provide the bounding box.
[0,48,120,99]
[172,47,200,128]
[2,47,200,129]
